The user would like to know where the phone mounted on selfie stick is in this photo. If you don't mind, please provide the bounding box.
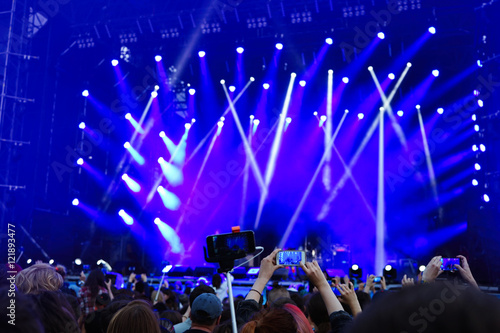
[204,228,258,333]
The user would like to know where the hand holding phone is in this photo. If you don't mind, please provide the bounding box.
[441,258,460,271]
[276,250,305,266]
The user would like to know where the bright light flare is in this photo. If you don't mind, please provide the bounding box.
[474,163,481,171]
[188,88,196,95]
[357,113,364,120]
[428,27,436,34]
[437,108,444,114]
[377,32,385,39]
[319,115,327,127]
[151,91,158,98]
[155,55,162,62]
[263,83,270,90]
[77,158,84,165]
[229,86,236,92]
[388,73,395,80]
[72,198,79,206]
[325,37,333,45]
[275,43,283,50]
[299,80,306,87]
[397,110,404,117]
[236,46,244,54]
[82,90,89,97]
[111,59,119,66]
[118,209,134,225]
[198,50,206,58]
[79,122,86,129]
[472,179,479,186]
[74,258,82,265]
[483,194,490,202]
[121,174,141,192]
[157,186,181,210]
[432,69,440,77]
[342,77,349,84]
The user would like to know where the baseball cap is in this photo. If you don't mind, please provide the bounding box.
[191,293,223,321]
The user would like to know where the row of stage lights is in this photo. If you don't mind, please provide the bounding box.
[107,26,438,68]
[349,263,426,282]
[470,88,490,203]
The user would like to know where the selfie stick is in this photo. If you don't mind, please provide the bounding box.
[225,272,238,333]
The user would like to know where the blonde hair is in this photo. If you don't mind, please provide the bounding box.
[151,290,165,303]
[107,300,161,333]
[16,263,64,295]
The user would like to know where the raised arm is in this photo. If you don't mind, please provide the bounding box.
[455,255,479,290]
[245,248,283,302]
[301,261,344,314]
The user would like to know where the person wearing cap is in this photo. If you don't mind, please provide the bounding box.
[185,293,223,333]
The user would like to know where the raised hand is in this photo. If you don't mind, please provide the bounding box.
[422,256,443,283]
[401,274,415,288]
[455,255,479,289]
[337,282,362,317]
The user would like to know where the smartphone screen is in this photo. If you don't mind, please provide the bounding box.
[441,258,460,271]
[373,276,381,283]
[206,231,255,260]
[276,250,305,266]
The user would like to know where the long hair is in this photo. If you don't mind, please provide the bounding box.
[241,307,302,333]
[16,263,63,295]
[107,300,161,333]
[84,269,106,298]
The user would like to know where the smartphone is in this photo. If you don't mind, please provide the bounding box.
[441,258,460,271]
[206,231,256,261]
[373,276,382,283]
[276,250,306,266]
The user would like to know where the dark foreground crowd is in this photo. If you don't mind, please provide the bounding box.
[2,249,500,333]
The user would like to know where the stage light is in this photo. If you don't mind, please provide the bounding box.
[437,108,444,114]
[82,89,89,97]
[125,113,133,120]
[320,115,327,121]
[157,186,181,210]
[154,218,160,225]
[285,117,292,124]
[77,158,84,166]
[483,194,490,202]
[472,114,477,121]
[49,259,54,265]
[342,77,349,84]
[474,124,480,132]
[72,198,79,206]
[155,85,160,91]
[480,144,486,152]
[416,105,421,110]
[377,32,385,39]
[236,46,244,54]
[328,69,333,74]
[477,59,483,67]
[191,118,196,123]
[388,73,395,80]
[151,91,158,98]
[299,80,306,87]
[118,209,134,225]
[121,174,141,192]
[407,62,412,67]
[325,37,333,45]
[473,90,480,96]
[397,110,404,117]
[419,265,426,272]
[188,88,196,95]
[111,59,119,66]
[220,79,225,85]
[217,121,224,128]
[344,109,349,114]
[367,66,373,71]
[155,55,162,62]
[159,131,166,138]
[477,100,484,107]
[263,83,270,90]
[385,264,392,271]
[253,119,260,126]
[291,72,297,78]
[472,179,479,186]
[313,111,318,116]
[432,69,440,77]
[474,163,481,171]
[357,113,364,120]
[229,86,236,92]
[78,122,86,129]
[249,115,254,120]
[198,50,206,58]
[349,264,362,279]
[27,259,32,265]
[124,142,131,149]
[428,26,436,34]
[185,123,192,130]
[383,264,397,283]
[74,258,82,265]
[472,144,478,152]
[275,42,283,50]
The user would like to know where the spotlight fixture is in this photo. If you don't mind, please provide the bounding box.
[437,108,444,114]
[342,77,349,84]
[263,83,270,90]
[397,110,404,117]
[388,73,395,80]
[188,88,196,95]
[78,122,86,129]
[198,50,206,58]
[483,194,490,202]
[377,32,385,39]
[236,46,244,54]
[111,59,119,66]
[74,258,82,266]
[81,90,89,97]
[299,80,306,87]
[229,86,236,92]
[349,264,362,279]
[72,198,80,206]
[325,37,333,45]
[275,43,283,50]
[472,179,479,186]
[432,69,440,77]
[383,264,397,283]
[357,113,364,120]
[77,158,84,166]
[155,55,162,62]
[428,26,436,34]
